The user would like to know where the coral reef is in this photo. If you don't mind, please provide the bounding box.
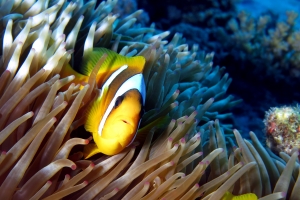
[225,10,300,80]
[0,0,298,199]
[143,0,300,80]
[264,105,300,155]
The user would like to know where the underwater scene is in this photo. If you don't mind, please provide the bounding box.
[0,0,300,199]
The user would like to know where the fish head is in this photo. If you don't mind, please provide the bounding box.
[101,89,144,148]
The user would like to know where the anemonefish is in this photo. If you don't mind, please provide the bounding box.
[60,48,146,157]
[221,191,258,200]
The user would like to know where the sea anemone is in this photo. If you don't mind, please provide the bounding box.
[0,0,298,199]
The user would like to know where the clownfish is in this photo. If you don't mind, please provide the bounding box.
[221,191,258,200]
[60,48,146,157]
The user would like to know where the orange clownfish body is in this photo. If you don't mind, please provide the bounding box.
[60,48,146,157]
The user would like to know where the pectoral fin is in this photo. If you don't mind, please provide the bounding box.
[84,85,109,134]
[93,135,123,155]
[83,143,101,159]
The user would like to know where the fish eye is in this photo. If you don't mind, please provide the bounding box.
[114,96,124,109]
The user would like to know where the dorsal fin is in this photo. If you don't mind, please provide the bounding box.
[78,48,145,87]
